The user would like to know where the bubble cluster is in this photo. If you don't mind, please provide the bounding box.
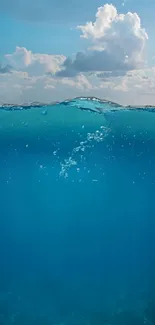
[59,125,110,178]
[59,158,77,178]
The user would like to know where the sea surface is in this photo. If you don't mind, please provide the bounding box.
[0,97,155,325]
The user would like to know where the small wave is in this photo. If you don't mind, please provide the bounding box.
[0,97,155,147]
[1,97,155,112]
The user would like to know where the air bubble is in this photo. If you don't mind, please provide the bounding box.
[59,125,110,178]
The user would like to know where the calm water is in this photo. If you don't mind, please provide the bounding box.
[0,98,155,325]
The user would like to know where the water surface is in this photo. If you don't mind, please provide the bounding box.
[0,98,155,325]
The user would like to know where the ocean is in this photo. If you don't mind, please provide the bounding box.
[0,97,155,325]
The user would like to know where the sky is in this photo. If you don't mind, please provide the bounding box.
[0,0,155,105]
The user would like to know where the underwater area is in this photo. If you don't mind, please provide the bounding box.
[0,97,155,325]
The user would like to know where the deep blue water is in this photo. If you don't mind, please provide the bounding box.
[0,98,155,325]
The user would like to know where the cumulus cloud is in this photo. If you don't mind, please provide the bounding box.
[0,64,12,74]
[57,50,133,77]
[58,4,148,77]
[0,68,94,104]
[59,73,93,89]
[1,65,155,105]
[97,70,127,78]
[5,47,66,76]
[0,2,153,105]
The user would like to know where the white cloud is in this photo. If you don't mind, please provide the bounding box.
[0,69,95,104]
[1,65,155,106]
[0,63,12,74]
[78,4,118,40]
[96,67,155,100]
[0,3,154,106]
[58,4,148,77]
[59,74,93,89]
[78,4,148,47]
[5,46,66,76]
[44,84,55,90]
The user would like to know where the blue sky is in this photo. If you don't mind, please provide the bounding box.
[0,0,155,105]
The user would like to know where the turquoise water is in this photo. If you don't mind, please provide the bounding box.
[0,97,155,325]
